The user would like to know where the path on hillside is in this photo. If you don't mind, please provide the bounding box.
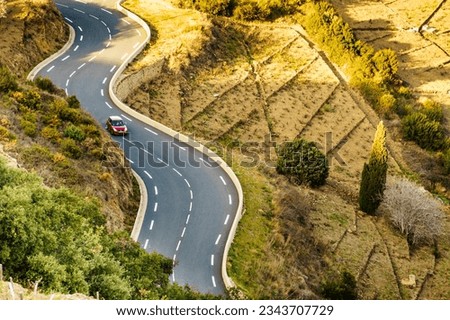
[32,0,242,295]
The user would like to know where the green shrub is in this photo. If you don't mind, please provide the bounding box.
[378,93,396,116]
[402,112,446,151]
[20,118,38,137]
[0,66,18,93]
[20,90,42,110]
[64,124,86,142]
[34,76,57,93]
[0,126,16,142]
[42,126,61,143]
[320,271,357,300]
[421,99,443,122]
[61,138,82,159]
[276,138,328,187]
[66,95,81,109]
[59,106,82,123]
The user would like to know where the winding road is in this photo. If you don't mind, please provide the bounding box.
[30,0,242,295]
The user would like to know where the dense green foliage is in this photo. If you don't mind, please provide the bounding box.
[177,0,301,20]
[401,100,447,151]
[320,271,357,300]
[359,122,388,215]
[0,160,216,299]
[276,139,328,187]
[302,1,397,85]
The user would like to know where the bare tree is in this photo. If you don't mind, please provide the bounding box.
[381,178,443,246]
[0,0,6,18]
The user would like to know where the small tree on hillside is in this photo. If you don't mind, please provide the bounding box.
[381,178,443,246]
[276,139,329,187]
[359,121,388,214]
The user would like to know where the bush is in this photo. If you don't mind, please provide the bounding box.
[20,118,38,137]
[421,99,443,122]
[34,76,57,93]
[381,178,443,246]
[0,66,18,93]
[15,90,42,110]
[64,124,86,142]
[61,138,82,159]
[66,95,81,109]
[320,271,357,300]
[276,139,328,187]
[42,126,62,143]
[402,112,446,151]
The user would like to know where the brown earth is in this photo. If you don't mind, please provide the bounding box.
[117,0,450,299]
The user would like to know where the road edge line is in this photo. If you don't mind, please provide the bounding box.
[115,0,243,291]
[130,170,148,241]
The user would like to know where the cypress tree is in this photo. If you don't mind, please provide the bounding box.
[359,121,388,214]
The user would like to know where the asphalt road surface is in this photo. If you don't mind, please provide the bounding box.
[35,0,240,295]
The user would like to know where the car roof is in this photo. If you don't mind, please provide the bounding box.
[109,116,123,121]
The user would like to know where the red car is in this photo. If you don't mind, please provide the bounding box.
[106,116,128,135]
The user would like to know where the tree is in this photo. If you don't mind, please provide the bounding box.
[276,139,328,187]
[381,178,443,246]
[359,121,388,214]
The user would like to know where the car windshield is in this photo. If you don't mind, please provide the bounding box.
[111,120,124,126]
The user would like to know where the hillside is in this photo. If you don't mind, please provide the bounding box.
[0,0,139,232]
[120,0,450,299]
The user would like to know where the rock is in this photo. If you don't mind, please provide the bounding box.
[401,274,416,288]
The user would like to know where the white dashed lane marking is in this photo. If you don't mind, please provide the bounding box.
[69,71,76,78]
[102,77,108,84]
[220,176,227,185]
[74,45,79,52]
[65,79,70,87]
[189,202,193,212]
[80,35,83,42]
[228,194,233,205]
[176,240,181,252]
[62,55,70,61]
[105,101,112,109]
[181,227,186,238]
[122,18,131,25]
[172,168,182,177]
[101,89,104,96]
[78,63,86,70]
[143,239,149,250]
[110,65,117,73]
[77,26,83,32]
[149,220,154,230]
[101,8,113,15]
[46,65,55,72]
[101,20,107,27]
[154,186,158,196]
[224,215,230,225]
[89,14,99,20]
[215,234,222,245]
[184,179,191,188]
[121,114,132,122]
[73,8,85,14]
[65,17,73,23]
[144,170,153,179]
[186,214,190,224]
[212,276,216,288]
[211,255,214,266]
[154,202,158,212]
[145,128,158,135]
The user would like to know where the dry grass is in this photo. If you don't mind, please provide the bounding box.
[120,0,449,299]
